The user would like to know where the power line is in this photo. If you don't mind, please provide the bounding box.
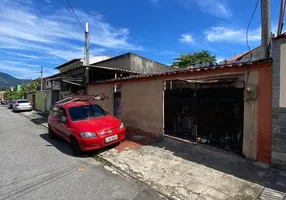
[246,0,260,60]
[66,0,85,31]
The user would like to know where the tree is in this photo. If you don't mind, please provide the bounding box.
[172,50,216,68]
[21,78,41,94]
[4,90,23,100]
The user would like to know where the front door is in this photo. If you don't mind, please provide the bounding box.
[114,85,121,118]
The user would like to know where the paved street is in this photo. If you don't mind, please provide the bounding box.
[0,106,160,200]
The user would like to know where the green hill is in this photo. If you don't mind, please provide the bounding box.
[0,72,30,87]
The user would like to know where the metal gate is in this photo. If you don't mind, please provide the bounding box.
[164,87,244,154]
[114,85,121,118]
[164,89,197,141]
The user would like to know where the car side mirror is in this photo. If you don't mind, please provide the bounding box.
[58,116,67,123]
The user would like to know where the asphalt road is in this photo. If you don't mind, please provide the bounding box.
[0,106,160,200]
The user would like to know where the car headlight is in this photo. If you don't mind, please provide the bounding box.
[120,122,124,130]
[80,132,97,138]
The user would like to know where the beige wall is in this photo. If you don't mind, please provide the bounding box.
[87,84,114,114]
[0,91,4,101]
[35,91,46,111]
[121,80,164,137]
[243,71,259,160]
[86,70,261,159]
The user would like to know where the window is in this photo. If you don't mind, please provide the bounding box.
[68,104,106,121]
[58,107,67,118]
[17,100,29,103]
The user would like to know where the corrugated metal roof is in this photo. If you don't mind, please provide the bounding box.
[90,59,272,84]
[55,58,81,69]
[48,64,142,80]
[89,65,144,74]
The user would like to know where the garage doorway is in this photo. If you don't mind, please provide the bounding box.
[164,79,244,154]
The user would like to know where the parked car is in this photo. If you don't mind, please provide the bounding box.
[1,100,5,105]
[13,99,32,112]
[48,101,126,155]
[7,100,16,109]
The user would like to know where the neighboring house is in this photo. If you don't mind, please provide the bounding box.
[47,53,172,102]
[222,46,264,64]
[0,91,4,101]
[55,56,113,73]
[91,52,172,74]
[9,86,15,92]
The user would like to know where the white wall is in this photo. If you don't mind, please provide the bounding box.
[44,80,60,90]
[89,56,112,64]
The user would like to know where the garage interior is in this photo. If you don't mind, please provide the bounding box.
[164,77,245,154]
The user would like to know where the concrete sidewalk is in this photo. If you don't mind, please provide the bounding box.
[98,137,286,200]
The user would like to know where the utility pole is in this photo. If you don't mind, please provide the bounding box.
[40,65,43,91]
[261,0,271,59]
[277,0,286,36]
[85,22,90,84]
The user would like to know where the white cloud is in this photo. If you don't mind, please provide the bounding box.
[179,34,194,44]
[190,0,232,18]
[0,0,142,57]
[0,63,57,79]
[205,26,261,42]
[216,56,226,62]
[0,0,143,78]
[2,52,42,60]
[1,60,39,68]
[45,0,51,3]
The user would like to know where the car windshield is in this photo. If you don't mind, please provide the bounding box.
[68,104,107,121]
[17,100,29,103]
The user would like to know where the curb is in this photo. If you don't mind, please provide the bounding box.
[95,154,174,200]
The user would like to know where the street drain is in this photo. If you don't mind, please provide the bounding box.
[260,188,286,200]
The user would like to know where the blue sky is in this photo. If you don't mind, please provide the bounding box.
[0,0,282,79]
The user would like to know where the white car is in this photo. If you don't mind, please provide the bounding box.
[13,99,32,112]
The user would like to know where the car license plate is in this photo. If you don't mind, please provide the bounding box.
[105,135,118,143]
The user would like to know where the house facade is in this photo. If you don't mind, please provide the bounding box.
[87,59,273,164]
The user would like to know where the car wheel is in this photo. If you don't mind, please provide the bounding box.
[70,137,81,156]
[48,126,55,139]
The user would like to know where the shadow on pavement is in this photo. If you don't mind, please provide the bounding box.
[32,110,49,118]
[151,137,286,193]
[40,133,75,157]
[39,133,119,158]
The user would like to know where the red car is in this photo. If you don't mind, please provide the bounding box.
[48,101,126,155]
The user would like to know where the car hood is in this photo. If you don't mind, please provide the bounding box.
[73,115,121,133]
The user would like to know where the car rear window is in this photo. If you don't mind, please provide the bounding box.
[17,100,29,103]
[68,104,106,121]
